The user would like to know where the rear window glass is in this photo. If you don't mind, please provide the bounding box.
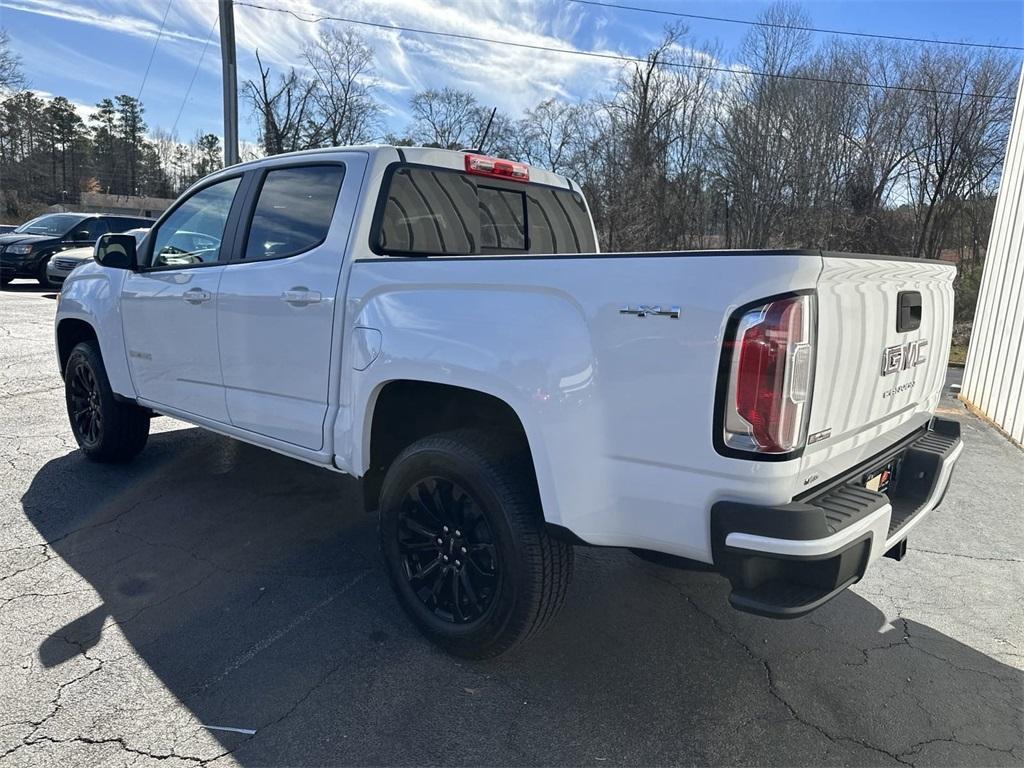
[479,187,526,250]
[244,165,345,261]
[374,166,595,256]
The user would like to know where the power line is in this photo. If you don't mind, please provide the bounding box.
[136,0,174,101]
[565,0,1024,52]
[233,1,1015,101]
[171,14,220,139]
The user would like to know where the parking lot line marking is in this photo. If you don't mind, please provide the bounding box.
[202,725,258,735]
[194,569,370,693]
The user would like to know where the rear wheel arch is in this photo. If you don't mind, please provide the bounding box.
[363,380,540,514]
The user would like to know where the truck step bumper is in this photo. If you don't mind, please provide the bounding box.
[711,417,962,619]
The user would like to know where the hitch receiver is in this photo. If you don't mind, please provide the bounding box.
[884,539,908,561]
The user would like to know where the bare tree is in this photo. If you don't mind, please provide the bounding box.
[245,50,317,156]
[516,98,586,176]
[407,88,485,149]
[0,29,24,94]
[303,28,382,146]
[713,2,813,247]
[906,47,1016,259]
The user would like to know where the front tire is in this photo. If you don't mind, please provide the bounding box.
[37,258,57,288]
[65,341,150,463]
[379,430,574,658]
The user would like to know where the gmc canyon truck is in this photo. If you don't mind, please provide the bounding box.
[54,147,963,658]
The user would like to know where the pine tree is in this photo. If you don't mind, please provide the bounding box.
[115,94,147,195]
[91,98,119,193]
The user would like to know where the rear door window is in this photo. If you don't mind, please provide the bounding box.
[373,165,595,256]
[109,217,153,231]
[243,165,345,261]
[376,167,478,255]
[77,218,109,241]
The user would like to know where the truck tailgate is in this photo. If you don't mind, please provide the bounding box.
[800,254,956,482]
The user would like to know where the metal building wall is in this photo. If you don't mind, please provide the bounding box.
[961,66,1024,445]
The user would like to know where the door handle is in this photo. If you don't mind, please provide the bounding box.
[183,288,212,305]
[281,287,322,307]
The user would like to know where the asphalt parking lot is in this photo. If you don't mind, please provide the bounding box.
[1,281,1021,768]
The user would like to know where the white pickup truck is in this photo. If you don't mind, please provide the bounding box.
[55,146,963,657]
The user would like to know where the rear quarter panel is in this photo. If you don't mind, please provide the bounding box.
[338,252,822,562]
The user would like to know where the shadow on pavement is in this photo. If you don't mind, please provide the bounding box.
[20,427,1024,766]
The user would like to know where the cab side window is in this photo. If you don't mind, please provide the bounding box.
[242,165,345,261]
[149,177,241,268]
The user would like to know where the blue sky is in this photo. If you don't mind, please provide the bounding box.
[2,0,1022,147]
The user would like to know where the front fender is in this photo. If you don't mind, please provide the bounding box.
[56,263,135,399]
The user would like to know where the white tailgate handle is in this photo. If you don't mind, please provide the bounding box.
[281,287,322,307]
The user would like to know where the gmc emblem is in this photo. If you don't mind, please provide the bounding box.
[881,340,929,376]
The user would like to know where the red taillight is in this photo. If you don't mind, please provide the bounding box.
[722,294,815,454]
[465,153,529,182]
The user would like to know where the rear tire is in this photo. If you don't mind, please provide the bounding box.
[65,340,149,463]
[379,429,573,658]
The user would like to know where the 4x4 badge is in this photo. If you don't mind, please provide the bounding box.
[619,305,680,319]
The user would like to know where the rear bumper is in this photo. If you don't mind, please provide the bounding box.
[711,417,962,619]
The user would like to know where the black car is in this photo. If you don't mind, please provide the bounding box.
[0,225,16,234]
[0,213,155,287]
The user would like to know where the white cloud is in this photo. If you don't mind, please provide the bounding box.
[5,0,650,136]
[3,0,212,48]
[30,88,100,122]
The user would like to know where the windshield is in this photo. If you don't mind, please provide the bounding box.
[14,214,83,236]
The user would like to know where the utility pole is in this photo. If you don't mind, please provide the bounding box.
[219,0,239,166]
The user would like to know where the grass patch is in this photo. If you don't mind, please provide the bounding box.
[949,344,968,365]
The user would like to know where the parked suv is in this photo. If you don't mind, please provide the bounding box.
[54,147,961,657]
[0,213,154,287]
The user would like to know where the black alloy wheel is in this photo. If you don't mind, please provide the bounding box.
[68,359,103,448]
[63,340,150,463]
[379,430,574,658]
[397,477,499,625]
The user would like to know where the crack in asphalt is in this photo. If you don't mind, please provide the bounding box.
[0,587,95,614]
[0,633,237,767]
[1,733,216,766]
[647,570,954,767]
[911,547,1023,563]
[647,569,1024,766]
[901,736,1021,761]
[0,549,55,585]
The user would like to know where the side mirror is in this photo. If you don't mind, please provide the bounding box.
[72,229,92,242]
[94,233,137,271]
